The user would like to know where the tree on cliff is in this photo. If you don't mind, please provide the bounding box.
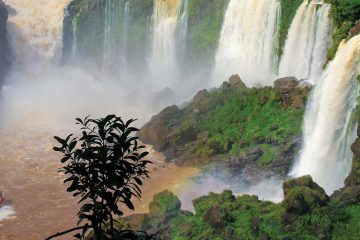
[46,115,152,240]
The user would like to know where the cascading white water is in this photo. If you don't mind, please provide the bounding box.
[123,1,130,53]
[3,0,72,72]
[103,0,121,72]
[213,0,280,86]
[0,0,152,128]
[291,35,360,194]
[279,0,331,82]
[150,0,182,90]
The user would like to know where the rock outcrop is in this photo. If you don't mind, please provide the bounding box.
[139,76,309,181]
[138,105,184,151]
[0,0,11,86]
[274,76,311,108]
[283,175,329,222]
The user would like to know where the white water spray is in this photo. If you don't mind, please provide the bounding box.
[0,205,16,222]
[213,0,280,86]
[0,0,153,129]
[103,0,122,72]
[279,0,331,82]
[150,0,182,90]
[291,35,360,194]
[3,0,71,72]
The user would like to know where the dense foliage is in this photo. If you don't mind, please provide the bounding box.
[325,0,360,60]
[189,86,304,157]
[50,115,151,239]
[141,76,307,171]
[124,175,360,240]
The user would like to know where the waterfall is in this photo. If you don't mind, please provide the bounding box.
[291,35,360,194]
[150,0,182,90]
[279,0,331,82]
[213,0,281,86]
[123,1,130,53]
[3,0,72,71]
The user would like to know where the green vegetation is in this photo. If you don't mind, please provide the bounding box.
[125,175,360,240]
[277,0,304,60]
[191,87,303,155]
[184,0,229,71]
[140,76,308,170]
[325,0,360,60]
[48,115,152,240]
[179,80,305,168]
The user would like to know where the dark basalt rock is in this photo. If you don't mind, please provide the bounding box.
[193,89,209,102]
[274,77,299,94]
[138,105,183,151]
[274,76,311,108]
[228,74,246,89]
[139,76,307,182]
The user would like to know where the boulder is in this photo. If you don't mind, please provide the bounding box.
[350,20,360,36]
[149,190,181,217]
[332,185,360,206]
[283,176,329,222]
[274,77,299,94]
[274,77,310,108]
[139,105,183,151]
[228,74,246,89]
[193,89,209,102]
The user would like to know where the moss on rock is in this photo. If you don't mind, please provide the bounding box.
[149,190,181,217]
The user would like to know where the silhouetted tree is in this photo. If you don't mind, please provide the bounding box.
[46,115,152,240]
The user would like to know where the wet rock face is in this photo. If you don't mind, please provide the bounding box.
[344,114,360,188]
[274,76,311,108]
[138,105,183,151]
[350,20,360,36]
[274,77,299,94]
[0,0,11,86]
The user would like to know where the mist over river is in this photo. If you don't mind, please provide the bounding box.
[0,0,359,239]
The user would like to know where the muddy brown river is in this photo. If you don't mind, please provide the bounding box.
[0,131,198,240]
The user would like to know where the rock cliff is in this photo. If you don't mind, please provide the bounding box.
[0,0,11,86]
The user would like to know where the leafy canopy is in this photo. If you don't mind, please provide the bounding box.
[52,115,151,239]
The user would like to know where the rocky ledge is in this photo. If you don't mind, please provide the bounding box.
[139,76,311,182]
